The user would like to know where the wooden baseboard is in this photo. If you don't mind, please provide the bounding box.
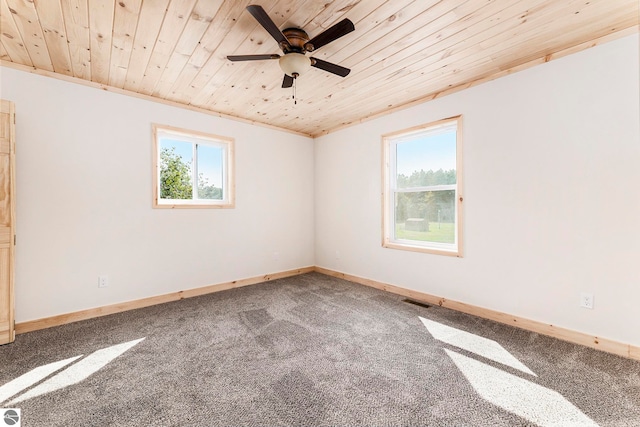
[15,267,314,334]
[314,267,640,361]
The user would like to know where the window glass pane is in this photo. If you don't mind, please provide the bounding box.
[196,144,223,200]
[395,190,455,244]
[159,138,193,200]
[396,130,457,188]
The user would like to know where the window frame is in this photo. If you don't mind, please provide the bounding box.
[381,115,463,257]
[152,124,235,209]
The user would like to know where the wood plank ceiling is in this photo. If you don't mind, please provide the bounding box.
[0,0,638,137]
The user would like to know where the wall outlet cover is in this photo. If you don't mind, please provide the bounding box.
[98,275,109,288]
[580,292,594,309]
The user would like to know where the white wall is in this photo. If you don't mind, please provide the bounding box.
[1,68,315,322]
[315,35,640,346]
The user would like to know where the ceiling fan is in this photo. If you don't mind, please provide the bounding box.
[227,5,355,89]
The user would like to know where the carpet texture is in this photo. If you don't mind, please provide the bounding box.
[1,272,639,426]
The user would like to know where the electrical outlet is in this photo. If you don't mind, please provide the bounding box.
[580,292,594,309]
[98,275,109,288]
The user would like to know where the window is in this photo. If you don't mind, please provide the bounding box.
[153,125,234,208]
[382,116,463,256]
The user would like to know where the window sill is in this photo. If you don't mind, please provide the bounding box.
[153,201,235,209]
[382,241,463,257]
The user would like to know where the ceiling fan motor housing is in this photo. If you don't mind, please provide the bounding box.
[282,28,311,53]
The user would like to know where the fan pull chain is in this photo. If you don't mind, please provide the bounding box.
[293,73,298,105]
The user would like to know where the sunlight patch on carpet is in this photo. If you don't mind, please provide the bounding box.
[0,355,82,404]
[5,338,145,404]
[419,316,536,376]
[445,349,599,427]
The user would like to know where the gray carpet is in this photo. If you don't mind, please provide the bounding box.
[1,272,639,426]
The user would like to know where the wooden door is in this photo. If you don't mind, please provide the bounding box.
[0,100,15,344]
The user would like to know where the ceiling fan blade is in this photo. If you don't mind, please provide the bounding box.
[246,5,292,51]
[227,54,280,61]
[306,19,355,51]
[282,74,294,88]
[311,58,350,77]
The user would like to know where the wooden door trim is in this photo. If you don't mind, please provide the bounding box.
[0,99,16,345]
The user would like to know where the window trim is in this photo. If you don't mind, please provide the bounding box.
[152,124,235,209]
[381,115,463,257]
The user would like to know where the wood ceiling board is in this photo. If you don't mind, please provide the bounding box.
[172,0,259,106]
[122,0,170,92]
[87,0,115,84]
[5,0,53,71]
[151,0,224,98]
[0,44,9,61]
[136,0,198,95]
[372,0,637,101]
[34,0,73,75]
[108,0,142,88]
[326,0,494,70]
[0,0,637,137]
[311,0,447,68]
[166,0,255,104]
[0,0,32,65]
[332,0,572,99]
[60,0,92,80]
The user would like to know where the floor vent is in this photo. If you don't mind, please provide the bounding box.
[402,299,431,309]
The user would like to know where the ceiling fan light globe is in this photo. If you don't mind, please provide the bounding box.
[279,53,311,77]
